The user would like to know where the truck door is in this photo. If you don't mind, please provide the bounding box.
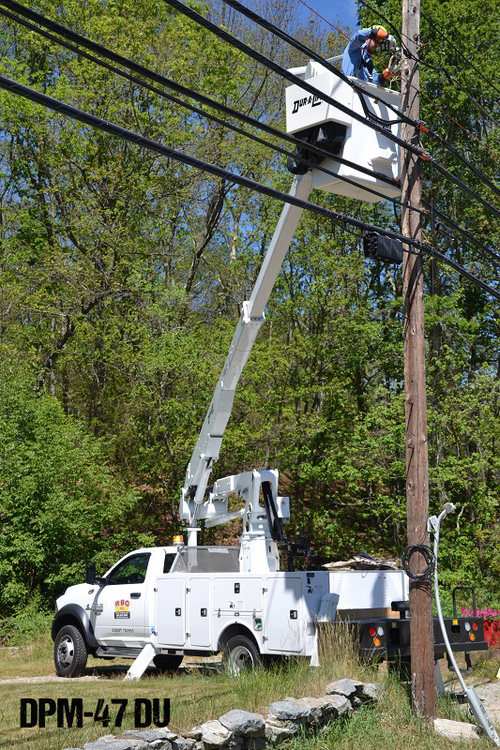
[93,552,151,646]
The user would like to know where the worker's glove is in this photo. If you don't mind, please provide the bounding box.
[370,25,388,41]
[379,34,397,52]
[378,68,394,86]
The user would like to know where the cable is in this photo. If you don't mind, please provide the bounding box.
[219,0,500,203]
[357,0,500,129]
[163,0,500,221]
[0,0,400,190]
[295,0,500,168]
[417,57,500,129]
[3,0,500,229]
[422,199,500,268]
[3,5,497,271]
[2,3,498,279]
[402,544,434,580]
[1,72,498,302]
[0,4,406,207]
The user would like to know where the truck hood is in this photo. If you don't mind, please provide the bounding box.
[56,582,100,611]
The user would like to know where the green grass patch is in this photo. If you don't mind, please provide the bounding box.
[0,626,498,750]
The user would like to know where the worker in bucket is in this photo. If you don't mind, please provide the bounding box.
[342,26,397,85]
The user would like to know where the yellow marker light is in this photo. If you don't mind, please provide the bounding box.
[173,535,184,544]
[469,632,476,641]
[373,637,381,647]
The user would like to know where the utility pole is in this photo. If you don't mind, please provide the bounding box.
[400,0,436,719]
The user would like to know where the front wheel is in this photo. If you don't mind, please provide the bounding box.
[54,624,88,677]
[223,635,261,676]
[153,654,183,673]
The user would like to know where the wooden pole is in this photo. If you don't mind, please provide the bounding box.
[400,0,436,718]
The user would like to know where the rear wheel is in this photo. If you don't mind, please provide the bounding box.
[54,624,88,677]
[223,635,261,676]
[153,654,183,673]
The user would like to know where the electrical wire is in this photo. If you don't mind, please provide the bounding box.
[0,4,403,205]
[2,4,497,271]
[0,0,400,190]
[416,56,500,129]
[218,0,500,204]
[2,0,499,238]
[402,544,434,580]
[2,3,498,278]
[1,72,498,301]
[162,0,500,222]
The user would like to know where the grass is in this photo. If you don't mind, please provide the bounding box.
[0,627,498,750]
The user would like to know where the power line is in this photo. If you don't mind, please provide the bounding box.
[0,5,400,200]
[355,0,500,128]
[219,0,500,202]
[3,0,499,237]
[2,2,498,275]
[0,0,399,190]
[0,72,498,301]
[161,0,500,222]
[3,4,498,273]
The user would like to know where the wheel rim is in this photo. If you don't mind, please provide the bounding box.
[57,634,74,668]
[228,645,254,676]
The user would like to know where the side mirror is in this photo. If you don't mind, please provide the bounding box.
[85,562,96,585]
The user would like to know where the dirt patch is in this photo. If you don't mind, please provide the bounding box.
[0,655,222,685]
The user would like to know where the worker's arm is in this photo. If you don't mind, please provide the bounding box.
[342,28,373,77]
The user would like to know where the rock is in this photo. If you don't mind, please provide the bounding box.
[219,710,266,736]
[325,678,359,699]
[199,719,232,748]
[318,693,351,721]
[433,718,482,741]
[264,719,299,743]
[355,682,384,702]
[172,738,197,750]
[295,698,324,725]
[122,728,176,744]
[83,738,146,750]
[184,729,203,741]
[268,698,313,722]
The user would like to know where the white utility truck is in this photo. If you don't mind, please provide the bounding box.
[52,64,487,679]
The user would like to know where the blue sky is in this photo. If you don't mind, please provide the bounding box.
[296,0,359,33]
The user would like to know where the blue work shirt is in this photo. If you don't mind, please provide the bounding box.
[342,28,383,84]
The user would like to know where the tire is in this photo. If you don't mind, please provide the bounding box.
[153,654,183,673]
[223,635,261,676]
[54,624,88,677]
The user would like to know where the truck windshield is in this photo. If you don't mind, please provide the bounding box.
[170,547,239,573]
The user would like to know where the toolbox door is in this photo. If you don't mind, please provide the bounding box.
[188,577,212,648]
[156,577,186,646]
[264,576,303,653]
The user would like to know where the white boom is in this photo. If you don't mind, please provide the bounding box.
[179,172,313,544]
[179,64,401,555]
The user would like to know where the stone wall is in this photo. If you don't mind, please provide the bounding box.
[65,678,383,750]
